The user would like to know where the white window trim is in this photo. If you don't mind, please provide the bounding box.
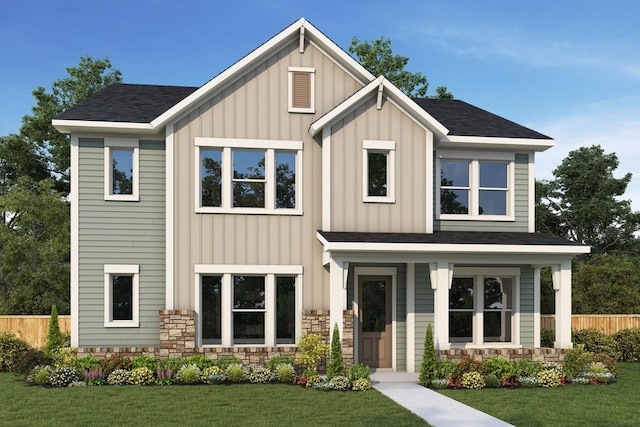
[104,264,140,328]
[436,150,515,221]
[194,264,303,347]
[195,138,303,214]
[449,267,520,348]
[362,140,396,203]
[104,138,139,201]
[288,66,315,113]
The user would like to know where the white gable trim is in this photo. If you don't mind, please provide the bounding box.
[438,135,554,152]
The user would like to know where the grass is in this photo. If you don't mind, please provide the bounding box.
[0,373,427,427]
[438,363,640,427]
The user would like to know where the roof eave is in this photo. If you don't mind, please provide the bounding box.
[437,135,555,152]
[52,119,159,135]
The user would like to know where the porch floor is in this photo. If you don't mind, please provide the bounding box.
[371,369,513,427]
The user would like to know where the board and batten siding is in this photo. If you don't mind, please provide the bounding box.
[329,97,432,233]
[414,263,434,371]
[171,40,364,311]
[519,266,535,347]
[435,153,531,232]
[77,138,166,347]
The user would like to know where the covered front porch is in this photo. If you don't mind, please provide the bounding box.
[317,230,590,372]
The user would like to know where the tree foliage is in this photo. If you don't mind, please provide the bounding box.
[20,56,122,192]
[536,145,640,256]
[349,36,452,99]
[327,323,345,379]
[419,323,437,387]
[44,304,64,358]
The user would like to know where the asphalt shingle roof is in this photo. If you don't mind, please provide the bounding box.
[412,98,551,139]
[55,83,198,123]
[318,230,585,247]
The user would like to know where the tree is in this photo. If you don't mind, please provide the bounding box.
[536,145,640,257]
[419,323,437,387]
[20,56,122,193]
[327,323,345,379]
[349,36,453,99]
[44,304,64,358]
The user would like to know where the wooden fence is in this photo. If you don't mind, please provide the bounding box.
[541,314,640,336]
[0,315,71,348]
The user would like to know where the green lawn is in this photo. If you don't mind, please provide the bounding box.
[438,363,640,427]
[0,374,427,427]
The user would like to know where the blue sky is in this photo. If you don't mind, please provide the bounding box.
[2,0,639,209]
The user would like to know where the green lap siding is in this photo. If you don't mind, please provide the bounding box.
[519,266,535,347]
[77,138,166,347]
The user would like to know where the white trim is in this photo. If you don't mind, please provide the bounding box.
[438,150,515,161]
[439,135,554,152]
[195,264,303,275]
[454,267,520,276]
[195,137,302,150]
[528,153,536,233]
[104,138,139,201]
[406,263,416,372]
[70,136,80,347]
[533,267,541,347]
[103,264,140,328]
[288,67,315,113]
[362,140,396,203]
[425,133,434,234]
[354,266,397,370]
[52,119,156,134]
[322,127,331,231]
[165,125,175,310]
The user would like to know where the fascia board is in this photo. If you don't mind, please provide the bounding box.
[52,119,157,135]
[438,135,555,152]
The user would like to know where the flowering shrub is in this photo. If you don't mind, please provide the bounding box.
[202,365,225,384]
[518,376,538,388]
[69,381,87,387]
[155,368,175,386]
[177,364,202,384]
[225,363,247,383]
[27,365,53,386]
[129,367,154,385]
[537,369,562,388]
[313,380,331,391]
[248,366,273,384]
[49,366,79,387]
[107,369,131,385]
[461,371,485,389]
[274,363,294,383]
[305,374,322,389]
[52,347,77,369]
[329,375,351,391]
[81,367,106,386]
[429,378,448,389]
[352,378,372,391]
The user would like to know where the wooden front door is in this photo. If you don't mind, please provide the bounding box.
[358,276,392,368]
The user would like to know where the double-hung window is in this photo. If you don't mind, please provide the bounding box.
[104,138,139,201]
[437,151,513,220]
[362,140,395,203]
[104,264,139,327]
[449,268,518,346]
[196,265,302,346]
[195,138,302,214]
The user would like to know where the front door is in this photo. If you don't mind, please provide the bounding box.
[358,276,392,368]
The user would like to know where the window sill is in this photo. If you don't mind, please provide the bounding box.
[195,207,303,215]
[288,108,315,114]
[104,194,139,202]
[449,343,520,349]
[363,196,395,204]
[104,321,139,328]
[438,214,515,221]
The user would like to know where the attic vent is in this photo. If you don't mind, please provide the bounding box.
[288,67,315,113]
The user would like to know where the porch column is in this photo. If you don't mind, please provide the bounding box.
[329,257,347,339]
[406,263,416,373]
[552,260,573,349]
[430,261,452,351]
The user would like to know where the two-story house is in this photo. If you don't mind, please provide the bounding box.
[53,18,588,372]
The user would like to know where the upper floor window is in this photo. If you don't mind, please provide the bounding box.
[195,138,302,214]
[362,140,395,203]
[104,138,139,201]
[437,151,513,220]
[288,67,315,113]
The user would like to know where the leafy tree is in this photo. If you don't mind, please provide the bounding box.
[20,56,122,193]
[0,134,48,193]
[536,145,640,257]
[349,36,452,99]
[0,177,70,314]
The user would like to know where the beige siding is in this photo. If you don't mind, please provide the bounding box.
[329,98,431,232]
[172,40,363,310]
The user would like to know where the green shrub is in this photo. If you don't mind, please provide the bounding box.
[202,365,225,384]
[327,324,345,379]
[44,304,64,358]
[295,334,328,371]
[305,374,322,389]
[347,363,371,382]
[264,355,294,371]
[107,369,131,385]
[186,354,212,370]
[274,363,294,383]
[159,356,185,372]
[52,347,77,368]
[563,345,594,379]
[537,369,561,388]
[485,374,500,388]
[177,364,202,384]
[225,363,246,383]
[100,354,132,375]
[76,355,102,371]
[0,331,31,372]
[352,378,371,391]
[329,375,351,390]
[541,328,555,347]
[512,359,543,378]
[14,348,50,375]
[214,356,243,371]
[614,328,640,362]
[573,328,620,360]
[434,358,458,380]
[26,365,53,385]
[418,323,437,387]
[129,367,154,385]
[49,366,79,387]
[483,357,514,379]
[461,371,485,389]
[131,355,158,371]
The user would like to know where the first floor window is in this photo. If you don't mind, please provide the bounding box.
[197,266,301,346]
[104,138,139,201]
[104,264,139,327]
[449,271,516,345]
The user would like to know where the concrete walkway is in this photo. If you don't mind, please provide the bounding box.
[371,370,514,427]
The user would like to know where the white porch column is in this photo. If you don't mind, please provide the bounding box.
[552,260,573,349]
[406,263,416,372]
[329,257,347,338]
[430,261,452,351]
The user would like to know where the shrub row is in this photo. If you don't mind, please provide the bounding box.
[542,327,640,362]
